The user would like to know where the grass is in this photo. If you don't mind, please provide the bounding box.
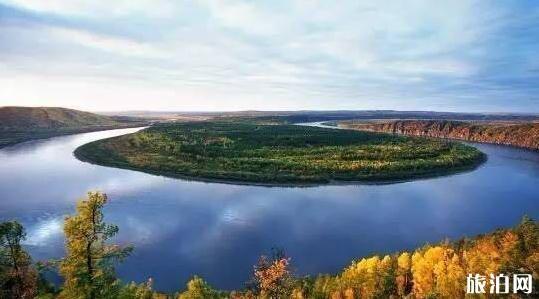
[74,121,486,185]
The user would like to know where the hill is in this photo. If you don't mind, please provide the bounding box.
[0,106,147,148]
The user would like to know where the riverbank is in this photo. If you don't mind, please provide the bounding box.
[0,106,150,148]
[337,120,539,151]
[74,121,485,185]
[0,124,147,149]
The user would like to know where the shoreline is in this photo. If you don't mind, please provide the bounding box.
[335,121,539,152]
[0,124,147,149]
[74,148,486,188]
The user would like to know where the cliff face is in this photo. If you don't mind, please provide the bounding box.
[339,120,539,151]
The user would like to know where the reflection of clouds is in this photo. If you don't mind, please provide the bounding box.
[86,173,166,198]
[0,127,159,212]
[120,216,155,245]
[24,217,63,246]
[220,208,249,226]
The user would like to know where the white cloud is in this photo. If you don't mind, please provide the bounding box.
[48,27,166,58]
[204,0,283,36]
[0,0,537,112]
[2,0,176,18]
[385,59,476,77]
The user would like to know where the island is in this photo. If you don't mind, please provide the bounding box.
[75,121,485,185]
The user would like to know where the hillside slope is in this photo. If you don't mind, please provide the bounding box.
[339,120,539,151]
[0,106,127,129]
[0,106,146,148]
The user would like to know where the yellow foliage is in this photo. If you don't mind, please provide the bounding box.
[464,231,518,277]
[396,252,411,296]
[59,192,131,299]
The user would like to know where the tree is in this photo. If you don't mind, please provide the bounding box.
[177,276,221,299]
[412,246,444,297]
[514,216,539,271]
[0,221,37,299]
[118,278,156,299]
[59,192,132,299]
[253,249,293,298]
[311,274,338,298]
[376,255,396,297]
[396,252,412,297]
[435,253,465,298]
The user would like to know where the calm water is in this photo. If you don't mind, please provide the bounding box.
[0,127,538,291]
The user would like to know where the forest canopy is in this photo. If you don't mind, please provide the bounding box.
[74,121,485,185]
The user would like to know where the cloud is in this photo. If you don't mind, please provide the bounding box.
[48,27,166,58]
[1,0,175,18]
[204,0,286,36]
[0,0,538,112]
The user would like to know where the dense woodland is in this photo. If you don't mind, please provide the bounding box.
[1,192,537,298]
[75,121,485,184]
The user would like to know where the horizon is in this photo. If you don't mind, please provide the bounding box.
[4,105,539,115]
[1,1,538,112]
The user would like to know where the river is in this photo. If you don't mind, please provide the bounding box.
[0,126,538,291]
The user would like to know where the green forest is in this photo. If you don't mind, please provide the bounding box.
[1,192,537,298]
[74,121,485,185]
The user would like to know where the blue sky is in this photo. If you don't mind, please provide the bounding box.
[0,0,538,112]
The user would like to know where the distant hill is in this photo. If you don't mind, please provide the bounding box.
[0,106,130,129]
[108,110,539,123]
[0,106,147,148]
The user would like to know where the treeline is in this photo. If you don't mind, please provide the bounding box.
[1,192,537,298]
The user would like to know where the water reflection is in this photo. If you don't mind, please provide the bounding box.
[0,128,538,291]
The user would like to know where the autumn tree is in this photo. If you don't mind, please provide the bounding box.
[377,255,397,297]
[177,276,221,299]
[396,252,412,297]
[59,192,132,299]
[310,274,338,298]
[434,249,465,298]
[513,215,539,272]
[412,246,443,297]
[0,221,37,299]
[253,249,293,298]
[118,278,155,299]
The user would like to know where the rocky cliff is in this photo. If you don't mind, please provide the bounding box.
[339,120,539,151]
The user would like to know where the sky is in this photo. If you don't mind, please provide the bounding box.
[0,0,538,112]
